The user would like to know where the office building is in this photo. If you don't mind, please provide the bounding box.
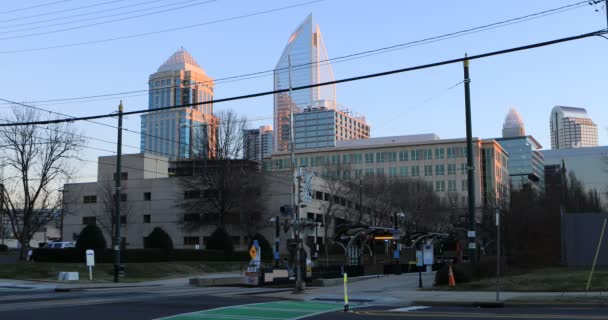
[494,108,545,191]
[141,48,218,160]
[266,134,510,220]
[550,106,598,149]
[243,125,274,163]
[502,108,526,138]
[273,15,369,152]
[541,146,608,205]
[294,103,370,150]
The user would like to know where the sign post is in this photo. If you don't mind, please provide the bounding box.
[86,250,95,281]
[244,240,261,286]
[416,250,423,288]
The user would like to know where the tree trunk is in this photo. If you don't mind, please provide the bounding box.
[18,233,29,261]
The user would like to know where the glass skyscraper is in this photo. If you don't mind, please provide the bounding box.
[141,48,218,160]
[550,106,598,149]
[273,14,337,152]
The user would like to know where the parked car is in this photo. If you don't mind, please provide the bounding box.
[44,241,76,249]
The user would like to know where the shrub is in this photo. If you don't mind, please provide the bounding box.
[206,228,234,259]
[76,225,107,252]
[435,263,477,286]
[0,244,8,252]
[247,233,273,260]
[144,227,174,250]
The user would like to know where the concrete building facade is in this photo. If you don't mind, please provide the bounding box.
[266,134,510,219]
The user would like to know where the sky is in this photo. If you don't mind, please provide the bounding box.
[0,0,606,183]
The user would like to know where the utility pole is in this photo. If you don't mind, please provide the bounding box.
[463,54,477,265]
[495,206,501,302]
[113,101,124,283]
[288,56,303,291]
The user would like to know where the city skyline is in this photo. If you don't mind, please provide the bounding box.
[0,0,606,182]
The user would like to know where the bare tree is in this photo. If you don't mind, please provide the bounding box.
[179,110,265,233]
[317,163,353,264]
[0,108,84,259]
[96,179,133,241]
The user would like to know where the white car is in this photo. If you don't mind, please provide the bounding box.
[44,242,76,249]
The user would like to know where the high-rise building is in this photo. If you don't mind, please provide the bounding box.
[273,14,368,152]
[141,48,218,160]
[495,108,545,191]
[550,106,598,149]
[502,108,526,138]
[294,104,369,150]
[243,125,274,163]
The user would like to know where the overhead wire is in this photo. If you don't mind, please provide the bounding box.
[0,0,595,105]
[0,0,70,15]
[0,0,218,40]
[0,0,325,54]
[0,29,604,129]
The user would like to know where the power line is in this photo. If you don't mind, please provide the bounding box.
[0,0,324,54]
[0,29,604,128]
[0,0,595,106]
[0,0,218,40]
[0,0,130,24]
[0,0,70,15]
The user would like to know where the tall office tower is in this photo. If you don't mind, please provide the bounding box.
[141,48,218,160]
[273,14,337,152]
[550,106,598,149]
[502,108,526,138]
[243,125,274,162]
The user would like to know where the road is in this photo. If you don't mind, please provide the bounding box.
[1,283,607,320]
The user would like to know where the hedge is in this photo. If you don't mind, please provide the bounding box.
[0,244,8,252]
[31,248,254,263]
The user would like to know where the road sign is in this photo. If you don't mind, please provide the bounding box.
[423,241,434,265]
[249,246,257,260]
[467,230,476,238]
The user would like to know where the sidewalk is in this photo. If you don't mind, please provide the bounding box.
[0,272,242,291]
[258,272,608,306]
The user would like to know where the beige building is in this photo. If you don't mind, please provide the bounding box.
[266,134,510,218]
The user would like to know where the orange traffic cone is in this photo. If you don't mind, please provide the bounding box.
[448,264,456,287]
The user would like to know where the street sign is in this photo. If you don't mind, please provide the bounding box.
[468,242,477,249]
[86,250,95,267]
[423,241,434,265]
[467,230,476,238]
[249,246,257,260]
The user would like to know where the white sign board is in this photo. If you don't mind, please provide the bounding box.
[468,242,477,249]
[423,241,434,265]
[415,250,423,267]
[86,250,95,267]
[298,167,313,203]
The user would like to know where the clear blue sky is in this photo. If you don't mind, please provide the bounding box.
[1,0,606,182]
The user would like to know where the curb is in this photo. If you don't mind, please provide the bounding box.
[412,300,505,308]
[311,275,382,287]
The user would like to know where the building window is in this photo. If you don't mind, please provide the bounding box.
[447,164,456,175]
[375,152,384,163]
[82,216,96,225]
[448,180,457,192]
[435,148,445,159]
[375,168,384,175]
[143,215,151,223]
[461,179,468,191]
[399,150,408,161]
[387,152,397,162]
[424,165,433,176]
[399,166,408,176]
[113,172,129,181]
[389,167,397,177]
[184,237,200,245]
[120,215,127,224]
[364,153,374,164]
[424,149,433,160]
[411,149,422,161]
[144,192,151,201]
[435,181,446,192]
[184,190,201,199]
[435,164,445,176]
[447,147,456,159]
[83,195,97,203]
[113,193,128,202]
[411,166,420,177]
